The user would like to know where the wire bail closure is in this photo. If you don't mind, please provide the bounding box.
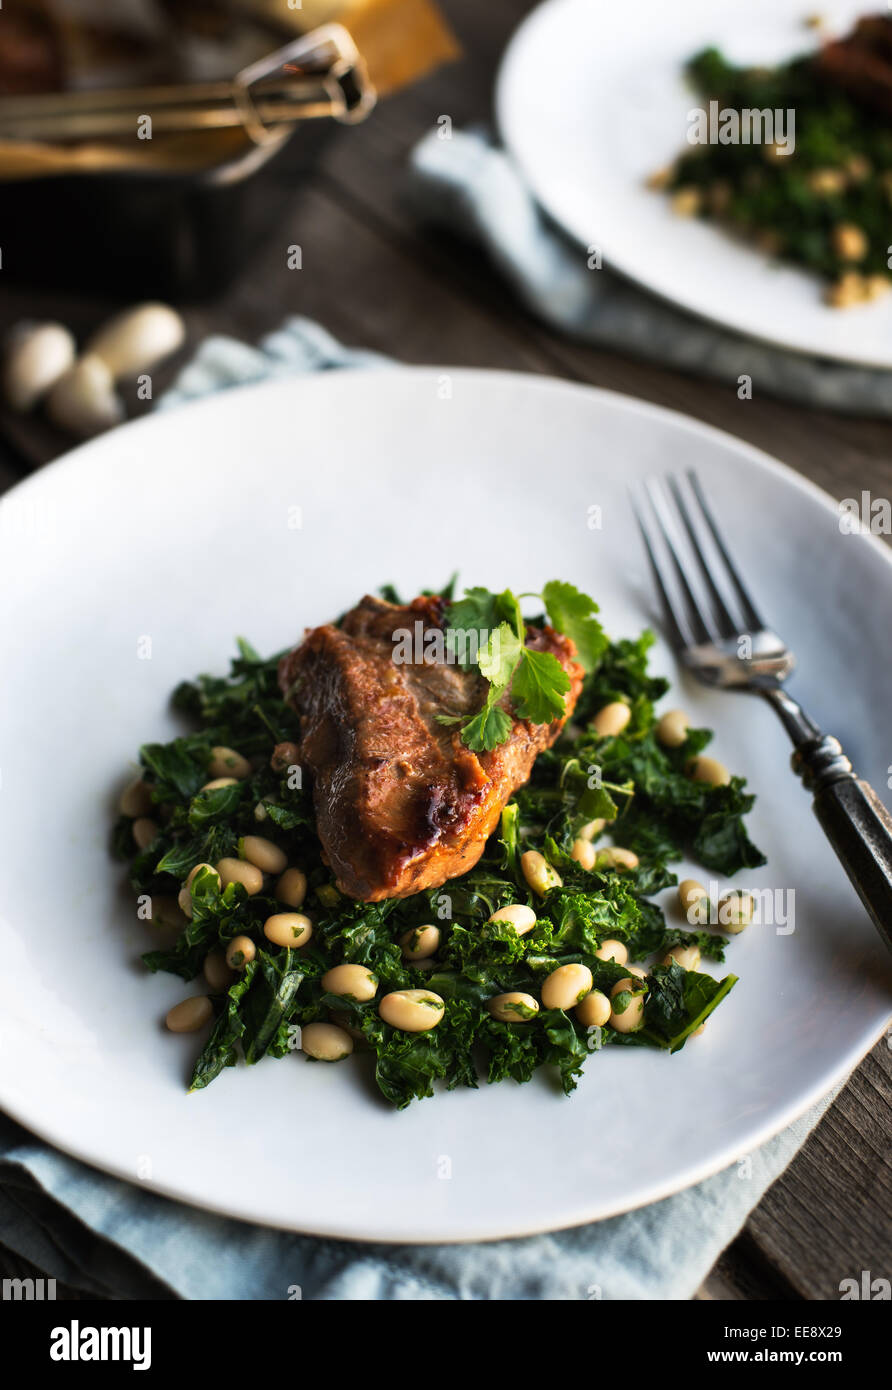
[232,24,377,145]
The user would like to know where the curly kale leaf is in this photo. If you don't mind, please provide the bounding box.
[643,961,737,1052]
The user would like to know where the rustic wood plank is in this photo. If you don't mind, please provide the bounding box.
[0,1244,88,1301]
[698,1233,801,1301]
[743,1038,892,1300]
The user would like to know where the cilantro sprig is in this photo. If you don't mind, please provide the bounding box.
[440,582,607,752]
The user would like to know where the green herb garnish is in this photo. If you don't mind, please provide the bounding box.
[440,581,606,751]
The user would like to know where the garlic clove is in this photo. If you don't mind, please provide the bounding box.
[3,321,76,412]
[85,302,186,380]
[45,355,124,438]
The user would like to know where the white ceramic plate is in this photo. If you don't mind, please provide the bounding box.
[497,0,892,367]
[1,369,891,1243]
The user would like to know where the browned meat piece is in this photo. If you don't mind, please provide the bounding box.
[278,594,584,902]
[849,15,892,61]
[814,15,892,118]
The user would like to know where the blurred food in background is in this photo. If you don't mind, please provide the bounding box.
[0,0,459,297]
[652,11,892,308]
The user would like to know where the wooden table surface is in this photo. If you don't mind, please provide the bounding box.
[0,0,889,1301]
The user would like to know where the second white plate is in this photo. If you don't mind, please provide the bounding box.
[497,0,892,367]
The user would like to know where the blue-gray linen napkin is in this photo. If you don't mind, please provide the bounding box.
[403,127,892,416]
[0,317,843,1300]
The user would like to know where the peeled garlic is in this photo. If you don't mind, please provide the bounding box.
[85,302,185,380]
[46,355,124,437]
[3,322,76,412]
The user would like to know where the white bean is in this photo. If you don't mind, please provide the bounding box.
[595,847,639,871]
[378,989,445,1032]
[263,912,312,948]
[575,990,611,1027]
[179,863,221,919]
[718,891,754,933]
[571,838,596,871]
[216,858,263,895]
[688,755,731,787]
[591,702,631,737]
[321,964,377,1001]
[656,709,689,748]
[541,963,593,1011]
[488,904,537,936]
[594,938,628,965]
[203,950,236,991]
[165,996,212,1033]
[241,835,287,875]
[201,777,238,792]
[609,977,646,1033]
[578,818,607,841]
[521,850,562,896]
[678,878,707,911]
[678,878,709,925]
[132,817,158,851]
[225,935,256,970]
[488,992,539,1023]
[208,745,251,780]
[187,862,220,889]
[400,925,441,960]
[301,1021,353,1061]
[119,777,153,818]
[276,867,307,908]
[663,943,701,971]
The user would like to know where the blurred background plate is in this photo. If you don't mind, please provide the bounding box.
[496,0,892,368]
[0,368,890,1242]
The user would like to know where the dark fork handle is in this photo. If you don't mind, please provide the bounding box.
[793,736,892,955]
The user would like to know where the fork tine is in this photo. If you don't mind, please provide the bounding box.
[629,485,689,650]
[644,478,719,645]
[687,470,765,631]
[666,474,740,638]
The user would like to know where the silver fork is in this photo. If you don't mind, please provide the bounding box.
[632,470,892,955]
